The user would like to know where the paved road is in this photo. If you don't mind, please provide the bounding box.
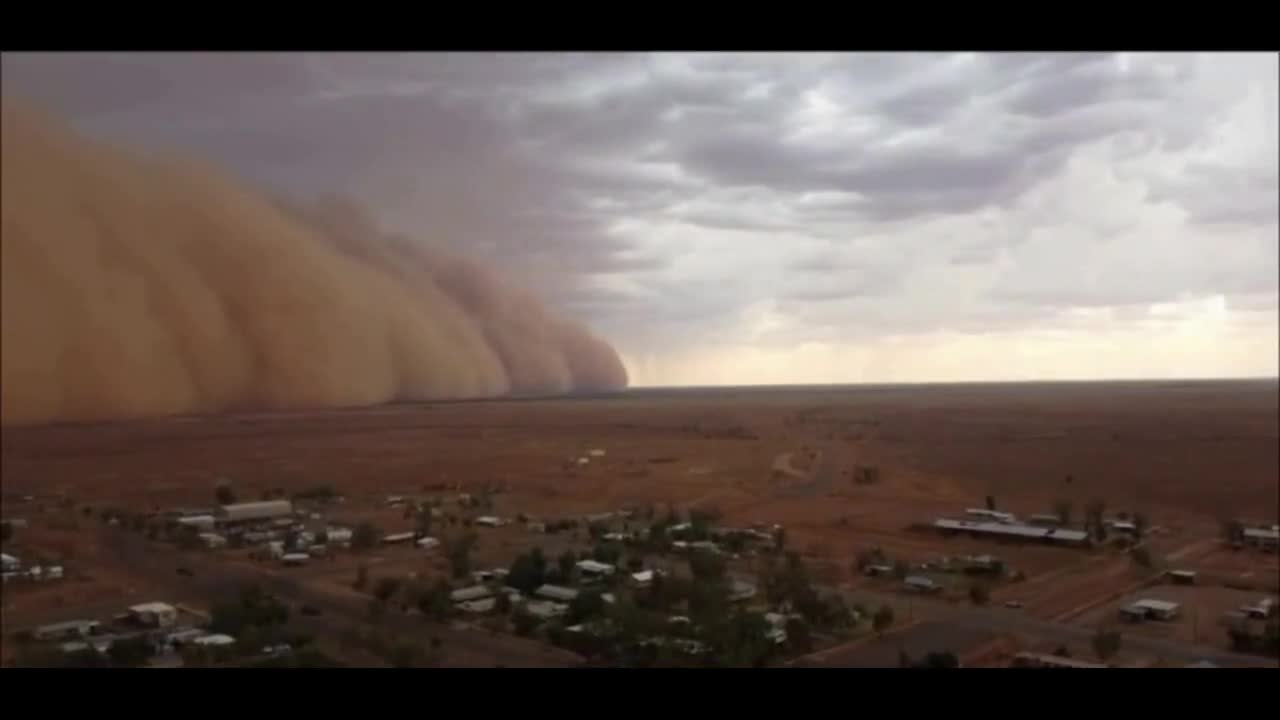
[93,529,582,667]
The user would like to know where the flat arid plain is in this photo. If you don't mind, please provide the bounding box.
[3,379,1277,667]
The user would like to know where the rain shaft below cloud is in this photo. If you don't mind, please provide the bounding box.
[0,100,628,425]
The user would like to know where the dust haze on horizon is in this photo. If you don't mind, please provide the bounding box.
[0,99,628,426]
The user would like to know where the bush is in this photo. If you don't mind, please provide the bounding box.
[107,635,154,667]
[373,577,402,603]
[592,542,623,565]
[351,522,379,551]
[215,485,236,506]
[969,584,990,606]
[512,611,539,636]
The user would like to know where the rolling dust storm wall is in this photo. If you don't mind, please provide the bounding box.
[0,100,628,425]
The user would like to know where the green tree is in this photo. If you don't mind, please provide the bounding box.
[512,610,539,636]
[1131,546,1154,569]
[354,564,369,590]
[447,533,477,579]
[1092,629,1122,663]
[969,583,990,606]
[507,552,546,594]
[1054,500,1073,526]
[892,560,909,580]
[593,542,623,565]
[495,591,513,614]
[351,522,379,551]
[785,618,813,654]
[414,505,432,538]
[416,580,453,621]
[558,550,577,578]
[568,590,607,624]
[872,604,895,637]
[373,577,402,603]
[689,549,726,582]
[773,526,787,552]
[215,485,236,506]
[107,635,154,667]
[1086,499,1108,542]
[985,495,996,511]
[689,506,721,540]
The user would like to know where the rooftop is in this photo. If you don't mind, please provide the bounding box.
[1133,599,1180,613]
[129,602,177,614]
[934,518,1089,542]
[575,559,616,574]
[450,585,493,603]
[535,584,580,602]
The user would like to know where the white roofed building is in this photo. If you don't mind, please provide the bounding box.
[216,500,294,525]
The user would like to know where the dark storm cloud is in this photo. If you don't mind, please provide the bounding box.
[2,51,1273,361]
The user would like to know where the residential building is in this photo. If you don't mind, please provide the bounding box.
[534,584,579,602]
[215,500,294,525]
[1120,598,1180,622]
[450,585,493,604]
[904,576,939,593]
[129,602,179,628]
[523,600,569,620]
[575,559,616,580]
[34,619,100,640]
[934,518,1089,546]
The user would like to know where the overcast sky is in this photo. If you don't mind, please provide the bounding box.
[4,52,1277,385]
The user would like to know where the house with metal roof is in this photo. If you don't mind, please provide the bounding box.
[130,602,179,628]
[1243,526,1279,549]
[904,575,940,593]
[934,518,1089,546]
[215,500,294,524]
[458,597,498,614]
[450,585,494,603]
[1120,598,1180,622]
[535,584,579,602]
[575,559,616,579]
[34,619,100,640]
[729,579,758,602]
[523,600,569,620]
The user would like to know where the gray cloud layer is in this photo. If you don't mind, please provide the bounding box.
[4,52,1275,364]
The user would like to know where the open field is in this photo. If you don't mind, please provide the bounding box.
[3,379,1276,666]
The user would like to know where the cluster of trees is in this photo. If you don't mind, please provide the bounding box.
[761,552,856,630]
[446,533,478,579]
[507,548,550,593]
[1227,619,1280,657]
[351,522,380,551]
[214,482,236,506]
[1092,628,1122,663]
[210,585,290,637]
